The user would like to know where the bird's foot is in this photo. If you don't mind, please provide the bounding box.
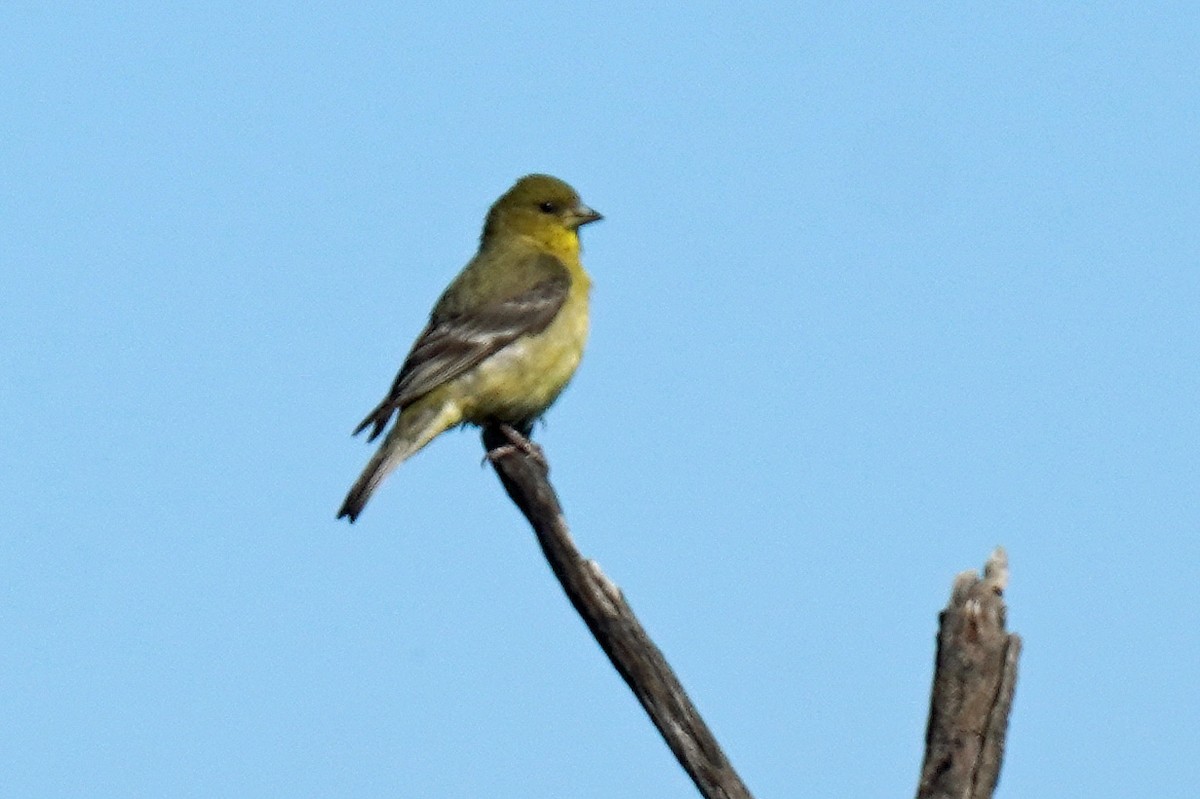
[483,424,548,469]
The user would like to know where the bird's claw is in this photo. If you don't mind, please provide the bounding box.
[483,424,548,469]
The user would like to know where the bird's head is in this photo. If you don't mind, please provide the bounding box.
[482,174,602,248]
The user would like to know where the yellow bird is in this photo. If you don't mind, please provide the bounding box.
[338,174,602,522]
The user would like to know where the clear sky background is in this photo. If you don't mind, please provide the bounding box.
[4,4,1198,797]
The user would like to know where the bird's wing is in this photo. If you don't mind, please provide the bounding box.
[354,254,571,441]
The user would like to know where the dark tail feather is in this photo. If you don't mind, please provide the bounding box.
[339,403,447,523]
[337,446,396,523]
[336,488,368,523]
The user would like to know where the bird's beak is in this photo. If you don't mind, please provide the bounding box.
[571,204,603,228]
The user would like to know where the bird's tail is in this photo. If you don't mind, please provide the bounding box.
[337,401,459,522]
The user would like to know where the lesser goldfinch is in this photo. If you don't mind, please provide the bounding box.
[337,174,602,522]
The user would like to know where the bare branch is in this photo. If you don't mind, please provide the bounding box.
[482,427,754,799]
[916,547,1022,799]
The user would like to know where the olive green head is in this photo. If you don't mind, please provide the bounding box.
[482,174,602,244]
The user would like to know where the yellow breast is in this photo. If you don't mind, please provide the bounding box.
[453,267,590,425]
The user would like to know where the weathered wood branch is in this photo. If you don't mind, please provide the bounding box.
[482,427,753,799]
[916,548,1021,799]
[483,427,1020,798]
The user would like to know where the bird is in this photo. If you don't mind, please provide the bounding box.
[337,174,602,522]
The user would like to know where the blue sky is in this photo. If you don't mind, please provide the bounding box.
[4,3,1198,797]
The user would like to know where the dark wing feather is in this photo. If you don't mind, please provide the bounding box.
[354,259,570,441]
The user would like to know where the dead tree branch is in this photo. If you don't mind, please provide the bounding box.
[482,427,753,799]
[916,547,1022,799]
[482,428,1020,798]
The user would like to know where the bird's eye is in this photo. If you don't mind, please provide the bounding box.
[538,201,558,213]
